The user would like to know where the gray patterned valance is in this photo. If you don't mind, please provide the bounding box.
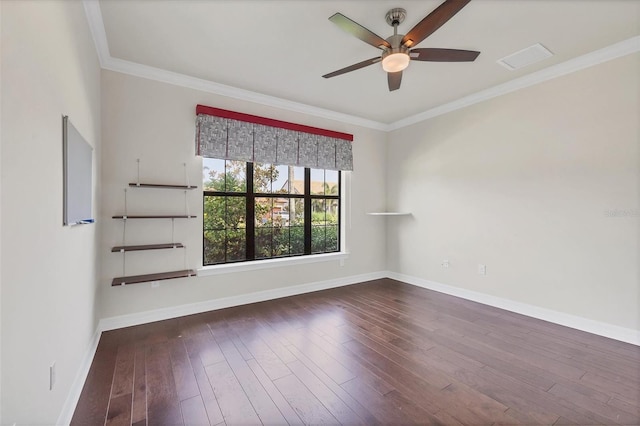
[195,105,353,171]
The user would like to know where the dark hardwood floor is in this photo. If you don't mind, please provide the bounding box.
[72,279,640,425]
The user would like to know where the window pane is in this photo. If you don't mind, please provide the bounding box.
[273,226,290,257]
[255,227,273,259]
[326,225,339,252]
[225,197,246,229]
[273,165,290,193]
[326,198,339,224]
[226,228,246,262]
[203,158,225,191]
[288,167,304,194]
[204,230,226,264]
[290,226,305,255]
[273,166,304,194]
[291,199,304,225]
[325,170,339,195]
[255,197,273,226]
[311,225,326,253]
[253,163,290,194]
[254,163,278,193]
[272,197,289,226]
[225,160,246,192]
[203,195,226,230]
[312,199,326,225]
[274,198,303,226]
[310,169,324,195]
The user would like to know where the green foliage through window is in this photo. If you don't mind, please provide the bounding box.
[203,160,340,265]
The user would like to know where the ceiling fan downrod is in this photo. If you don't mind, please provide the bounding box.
[383,8,409,69]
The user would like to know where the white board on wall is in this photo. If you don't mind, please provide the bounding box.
[63,115,93,226]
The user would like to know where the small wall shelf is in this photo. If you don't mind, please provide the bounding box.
[128,183,197,190]
[111,269,196,286]
[366,212,411,216]
[111,243,184,252]
[112,215,197,219]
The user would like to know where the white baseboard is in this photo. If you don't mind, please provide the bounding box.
[98,271,386,332]
[387,271,640,346]
[56,328,102,426]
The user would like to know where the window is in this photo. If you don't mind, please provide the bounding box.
[203,159,340,266]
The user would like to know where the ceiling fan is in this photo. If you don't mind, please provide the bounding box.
[322,0,480,91]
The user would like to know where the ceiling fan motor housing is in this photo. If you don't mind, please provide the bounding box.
[385,8,407,27]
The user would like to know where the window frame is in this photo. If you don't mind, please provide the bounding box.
[202,161,341,267]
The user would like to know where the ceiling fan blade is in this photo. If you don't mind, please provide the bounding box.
[401,0,471,48]
[409,48,480,62]
[388,71,402,91]
[322,57,382,79]
[329,13,391,50]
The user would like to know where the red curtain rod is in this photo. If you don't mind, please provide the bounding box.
[196,105,353,142]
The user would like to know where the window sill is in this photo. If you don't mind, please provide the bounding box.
[197,252,350,276]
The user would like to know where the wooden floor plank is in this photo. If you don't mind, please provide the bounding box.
[287,359,365,424]
[188,354,224,426]
[105,393,132,426]
[285,325,395,396]
[180,395,211,426]
[273,373,339,425]
[579,371,640,406]
[169,338,200,402]
[145,344,183,426]
[208,323,288,424]
[282,344,379,425]
[111,344,135,398]
[246,358,304,425]
[224,319,292,381]
[548,382,640,424]
[72,278,640,426]
[204,360,261,424]
[130,345,147,425]
[341,377,447,425]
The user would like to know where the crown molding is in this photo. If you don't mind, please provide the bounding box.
[83,0,109,67]
[387,36,640,131]
[102,57,389,131]
[82,0,639,133]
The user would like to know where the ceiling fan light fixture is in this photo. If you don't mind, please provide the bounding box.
[382,52,410,73]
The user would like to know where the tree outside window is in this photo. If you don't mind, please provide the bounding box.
[203,159,340,265]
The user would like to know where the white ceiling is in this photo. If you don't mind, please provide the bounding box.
[93,0,640,127]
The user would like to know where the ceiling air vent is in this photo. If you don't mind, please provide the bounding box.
[497,43,553,71]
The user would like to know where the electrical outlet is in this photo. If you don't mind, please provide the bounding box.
[50,362,56,390]
[441,259,449,268]
[151,281,160,288]
[339,258,345,267]
[478,264,487,275]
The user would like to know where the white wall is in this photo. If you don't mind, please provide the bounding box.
[0,2,3,422]
[387,53,639,332]
[99,70,387,319]
[0,1,101,423]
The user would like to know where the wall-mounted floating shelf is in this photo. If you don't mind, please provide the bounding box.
[128,183,197,190]
[111,243,185,252]
[112,215,197,219]
[366,212,411,216]
[112,269,196,286]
